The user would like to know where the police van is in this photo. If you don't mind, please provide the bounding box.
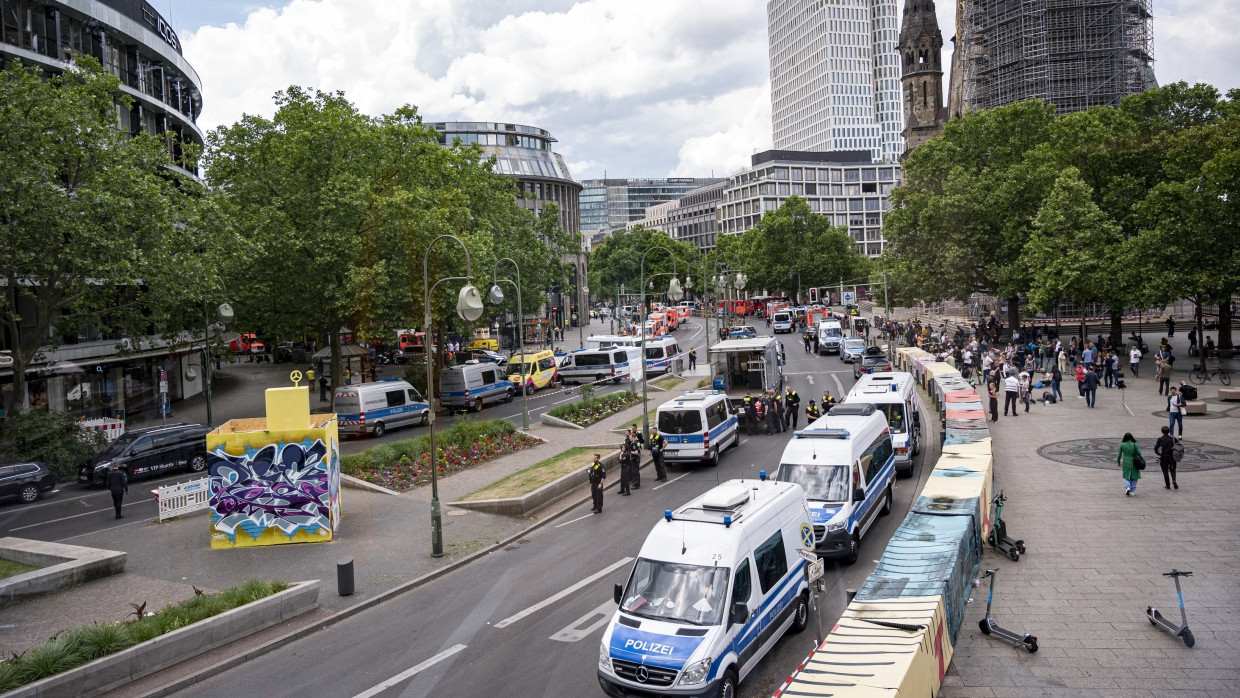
[599,478,813,698]
[774,402,894,564]
[844,371,922,477]
[439,361,514,412]
[560,347,644,385]
[334,379,429,438]
[816,319,845,354]
[772,310,793,333]
[655,391,740,468]
[644,337,683,375]
[585,335,641,351]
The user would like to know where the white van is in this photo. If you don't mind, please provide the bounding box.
[620,305,637,318]
[599,478,813,698]
[644,337,682,375]
[585,335,641,351]
[845,371,922,477]
[334,379,429,438]
[559,347,643,385]
[816,319,844,354]
[439,361,514,412]
[775,402,894,564]
[655,391,740,467]
[772,310,793,334]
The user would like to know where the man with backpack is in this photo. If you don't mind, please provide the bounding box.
[1153,426,1181,490]
[1167,386,1185,438]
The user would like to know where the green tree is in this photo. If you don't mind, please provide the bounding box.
[0,58,208,415]
[737,197,870,299]
[587,227,697,309]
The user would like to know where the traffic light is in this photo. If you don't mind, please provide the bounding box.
[808,287,819,304]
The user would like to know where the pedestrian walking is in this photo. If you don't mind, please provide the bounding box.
[1082,365,1100,408]
[1167,386,1184,438]
[688,347,697,370]
[1003,371,1019,416]
[1165,316,1175,337]
[1075,363,1086,398]
[987,381,1000,422]
[649,429,667,482]
[105,462,128,519]
[1153,426,1179,490]
[587,453,606,513]
[785,387,800,430]
[1116,432,1143,496]
[319,376,329,403]
[1050,364,1063,402]
[1129,344,1142,378]
[343,367,352,386]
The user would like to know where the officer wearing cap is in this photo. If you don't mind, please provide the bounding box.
[785,387,800,429]
[805,399,821,422]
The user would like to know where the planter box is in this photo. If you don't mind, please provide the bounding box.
[453,447,648,517]
[0,538,126,609]
[5,580,320,698]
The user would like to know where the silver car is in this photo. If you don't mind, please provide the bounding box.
[840,338,868,363]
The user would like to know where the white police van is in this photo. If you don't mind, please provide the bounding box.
[656,391,740,468]
[775,402,894,564]
[772,311,793,334]
[816,319,844,354]
[845,371,922,477]
[586,334,641,351]
[560,347,644,385]
[333,379,429,438]
[599,477,813,698]
[439,361,514,412]
[644,337,683,375]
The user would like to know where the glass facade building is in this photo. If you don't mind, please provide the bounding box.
[768,0,904,163]
[579,178,724,234]
[631,181,729,252]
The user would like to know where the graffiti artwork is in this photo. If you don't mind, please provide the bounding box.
[208,438,340,547]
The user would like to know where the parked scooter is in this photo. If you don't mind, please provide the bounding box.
[1147,569,1195,648]
[977,569,1038,652]
[988,490,1026,561]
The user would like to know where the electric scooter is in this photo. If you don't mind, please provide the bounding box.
[987,490,1026,561]
[977,568,1038,652]
[1147,569,1195,648]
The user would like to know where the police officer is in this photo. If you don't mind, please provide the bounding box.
[306,367,316,388]
[763,393,777,435]
[319,375,330,403]
[626,427,643,489]
[743,392,759,436]
[805,399,821,422]
[618,434,635,496]
[688,347,697,370]
[785,387,800,430]
[770,390,785,433]
[588,454,606,513]
[649,429,667,481]
[822,390,837,411]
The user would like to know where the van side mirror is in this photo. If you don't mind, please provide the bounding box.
[614,583,623,605]
[853,487,866,503]
[729,602,750,626]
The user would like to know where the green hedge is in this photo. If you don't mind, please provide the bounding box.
[340,417,516,476]
[546,391,642,427]
[0,579,289,692]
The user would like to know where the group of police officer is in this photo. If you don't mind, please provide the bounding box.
[741,387,838,435]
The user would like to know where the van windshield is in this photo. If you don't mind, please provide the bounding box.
[659,410,703,434]
[97,433,139,459]
[621,559,730,626]
[819,326,842,338]
[873,403,907,433]
[776,463,850,503]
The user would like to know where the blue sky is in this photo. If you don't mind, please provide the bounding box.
[165,0,1239,180]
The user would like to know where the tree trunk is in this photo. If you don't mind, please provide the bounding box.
[1006,296,1020,342]
[1195,300,1206,372]
[329,328,341,410]
[1108,309,1123,349]
[1218,298,1234,354]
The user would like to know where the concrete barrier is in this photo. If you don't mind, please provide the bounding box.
[1185,400,1207,415]
[0,538,126,608]
[5,580,320,698]
[1217,388,1240,401]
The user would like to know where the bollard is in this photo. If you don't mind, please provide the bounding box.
[337,556,355,596]
[846,588,857,603]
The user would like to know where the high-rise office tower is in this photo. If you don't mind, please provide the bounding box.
[768,0,904,163]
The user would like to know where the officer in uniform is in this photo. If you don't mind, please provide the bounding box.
[743,392,759,436]
[805,399,821,422]
[618,434,635,496]
[770,389,785,433]
[763,393,777,435]
[626,427,643,490]
[588,454,606,513]
[785,387,800,430]
[822,390,837,411]
[649,429,667,481]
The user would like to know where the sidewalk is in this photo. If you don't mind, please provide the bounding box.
[942,336,1240,696]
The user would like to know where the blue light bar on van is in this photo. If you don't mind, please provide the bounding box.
[665,510,673,522]
[723,515,732,528]
[793,429,851,440]
[378,377,400,382]
[759,470,767,481]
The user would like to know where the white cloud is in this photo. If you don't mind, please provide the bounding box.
[1155,0,1240,92]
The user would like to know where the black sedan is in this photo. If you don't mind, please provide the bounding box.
[853,353,893,379]
[0,461,56,504]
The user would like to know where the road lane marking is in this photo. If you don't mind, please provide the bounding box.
[832,374,846,396]
[652,472,692,490]
[352,644,468,698]
[550,601,616,643]
[807,375,815,385]
[494,557,634,629]
[9,500,151,532]
[555,512,597,528]
[56,517,151,542]
[552,395,578,405]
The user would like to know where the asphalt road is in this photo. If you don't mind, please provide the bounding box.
[166,318,934,698]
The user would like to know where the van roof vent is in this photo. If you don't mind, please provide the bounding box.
[828,402,876,416]
[700,485,750,511]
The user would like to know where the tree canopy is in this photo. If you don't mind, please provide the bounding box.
[735,196,871,298]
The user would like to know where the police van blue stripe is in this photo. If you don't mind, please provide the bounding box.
[677,416,739,444]
[848,453,896,530]
[441,381,514,398]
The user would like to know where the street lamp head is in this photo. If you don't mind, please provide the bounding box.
[667,277,684,302]
[685,277,694,290]
[488,284,504,305]
[457,284,485,322]
[217,302,234,324]
[648,280,654,290]
[735,273,748,290]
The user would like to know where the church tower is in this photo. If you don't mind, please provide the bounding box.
[899,0,947,157]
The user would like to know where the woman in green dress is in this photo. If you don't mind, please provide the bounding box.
[1117,432,1142,496]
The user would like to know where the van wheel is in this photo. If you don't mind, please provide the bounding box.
[189,454,207,473]
[707,449,719,468]
[717,668,738,698]
[596,374,606,385]
[880,484,892,516]
[504,389,514,404]
[791,592,809,634]
[473,398,483,413]
[843,533,860,565]
[372,422,386,438]
[20,484,40,503]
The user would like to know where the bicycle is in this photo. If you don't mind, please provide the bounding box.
[1189,360,1231,386]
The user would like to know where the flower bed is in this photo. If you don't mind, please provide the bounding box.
[546,391,642,427]
[340,418,539,492]
[0,579,288,693]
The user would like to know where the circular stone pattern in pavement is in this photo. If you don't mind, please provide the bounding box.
[1037,438,1240,472]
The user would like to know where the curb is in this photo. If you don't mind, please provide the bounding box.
[340,474,401,496]
[539,413,585,430]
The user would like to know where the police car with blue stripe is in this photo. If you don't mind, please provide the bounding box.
[775,402,895,564]
[439,361,514,412]
[655,391,739,468]
[334,379,429,438]
[599,477,813,698]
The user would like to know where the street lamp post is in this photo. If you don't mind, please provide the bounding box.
[491,258,529,430]
[639,246,683,439]
[201,299,233,426]
[423,234,485,558]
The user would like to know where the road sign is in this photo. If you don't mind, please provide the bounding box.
[842,291,855,304]
[797,548,818,564]
[804,559,824,582]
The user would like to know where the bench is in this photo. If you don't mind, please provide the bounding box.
[1219,388,1240,401]
[1185,400,1207,415]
